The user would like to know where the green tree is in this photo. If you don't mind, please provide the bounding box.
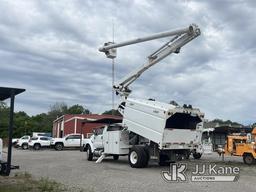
[29,113,53,134]
[0,101,7,109]
[0,101,93,138]
[13,111,30,137]
[67,104,90,114]
[48,102,68,119]
[0,101,9,138]
[102,109,122,116]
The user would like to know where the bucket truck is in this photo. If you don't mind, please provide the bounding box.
[83,24,204,168]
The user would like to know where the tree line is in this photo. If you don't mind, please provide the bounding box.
[0,101,122,138]
[0,102,92,138]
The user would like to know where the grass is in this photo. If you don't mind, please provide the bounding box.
[0,172,91,192]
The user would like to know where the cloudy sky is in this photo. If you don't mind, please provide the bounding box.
[0,0,255,124]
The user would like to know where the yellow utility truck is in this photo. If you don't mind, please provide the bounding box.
[222,128,256,165]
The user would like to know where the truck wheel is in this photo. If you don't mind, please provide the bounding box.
[22,143,28,150]
[129,146,147,168]
[193,153,202,159]
[86,146,93,161]
[34,144,41,150]
[113,155,119,160]
[55,143,63,151]
[243,154,255,165]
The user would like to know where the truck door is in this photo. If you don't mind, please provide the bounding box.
[65,135,75,147]
[65,135,81,147]
[72,135,81,147]
[93,127,104,149]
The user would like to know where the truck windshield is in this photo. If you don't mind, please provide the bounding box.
[165,113,201,129]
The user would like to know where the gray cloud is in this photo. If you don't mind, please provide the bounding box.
[0,0,255,124]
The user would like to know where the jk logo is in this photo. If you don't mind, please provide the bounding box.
[162,163,187,182]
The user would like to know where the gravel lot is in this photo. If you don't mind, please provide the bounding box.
[5,148,256,192]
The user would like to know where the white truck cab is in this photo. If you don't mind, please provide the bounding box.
[202,128,214,154]
[83,124,128,161]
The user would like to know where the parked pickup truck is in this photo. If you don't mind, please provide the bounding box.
[50,134,82,150]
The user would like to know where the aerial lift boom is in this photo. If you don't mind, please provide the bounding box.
[99,24,200,98]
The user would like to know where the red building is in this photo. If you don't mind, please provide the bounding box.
[52,114,122,138]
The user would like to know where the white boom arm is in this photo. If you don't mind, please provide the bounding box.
[99,24,200,98]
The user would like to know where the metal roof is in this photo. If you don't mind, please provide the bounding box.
[53,114,122,123]
[82,117,122,124]
[0,87,25,101]
[213,126,252,134]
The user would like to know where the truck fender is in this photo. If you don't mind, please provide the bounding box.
[84,141,94,153]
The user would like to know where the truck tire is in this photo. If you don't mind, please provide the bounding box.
[243,154,255,165]
[129,146,148,168]
[22,143,28,150]
[113,155,119,160]
[34,143,41,150]
[193,153,202,159]
[86,146,93,161]
[55,143,63,151]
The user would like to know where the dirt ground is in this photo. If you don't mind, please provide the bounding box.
[3,148,256,192]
